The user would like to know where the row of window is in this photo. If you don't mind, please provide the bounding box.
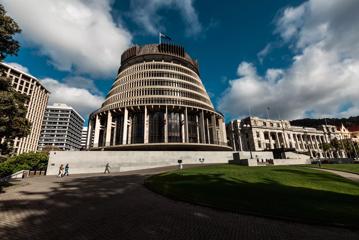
[118,62,198,79]
[109,78,206,97]
[113,70,202,93]
[104,97,213,112]
[104,88,211,107]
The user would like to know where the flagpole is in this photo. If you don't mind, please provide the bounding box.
[159,32,161,44]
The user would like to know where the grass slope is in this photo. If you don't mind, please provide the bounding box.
[312,164,359,174]
[146,165,359,227]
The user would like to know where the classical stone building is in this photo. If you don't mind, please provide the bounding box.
[87,43,229,151]
[38,103,84,151]
[0,62,49,155]
[227,116,347,158]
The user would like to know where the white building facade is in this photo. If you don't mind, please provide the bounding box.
[0,62,49,155]
[80,127,88,149]
[227,116,347,158]
[38,103,84,151]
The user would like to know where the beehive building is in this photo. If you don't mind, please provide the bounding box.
[87,44,230,151]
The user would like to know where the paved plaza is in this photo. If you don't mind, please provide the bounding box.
[0,166,358,240]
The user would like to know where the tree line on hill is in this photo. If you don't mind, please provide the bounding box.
[290,116,359,129]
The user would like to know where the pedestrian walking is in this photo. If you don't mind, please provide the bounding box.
[104,163,111,174]
[64,164,69,176]
[58,164,64,177]
[318,159,321,168]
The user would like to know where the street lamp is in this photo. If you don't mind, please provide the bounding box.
[243,123,253,159]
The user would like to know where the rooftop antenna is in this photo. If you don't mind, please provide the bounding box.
[248,105,252,117]
[159,32,172,44]
[266,106,270,119]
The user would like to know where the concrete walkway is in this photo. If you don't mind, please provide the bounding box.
[312,168,359,183]
[0,166,358,240]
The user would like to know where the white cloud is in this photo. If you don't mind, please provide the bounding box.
[219,0,359,120]
[40,78,105,119]
[3,0,132,77]
[257,43,272,63]
[129,0,202,36]
[5,62,29,74]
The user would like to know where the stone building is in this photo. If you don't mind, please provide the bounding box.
[87,43,229,151]
[227,116,347,158]
[0,62,49,155]
[80,127,88,148]
[38,103,84,151]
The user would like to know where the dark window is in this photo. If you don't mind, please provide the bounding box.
[131,112,144,144]
[149,111,164,143]
[188,114,198,143]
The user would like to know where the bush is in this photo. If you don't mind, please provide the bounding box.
[0,152,48,178]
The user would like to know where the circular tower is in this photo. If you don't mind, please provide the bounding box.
[87,43,230,150]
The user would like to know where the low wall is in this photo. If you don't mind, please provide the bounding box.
[284,152,310,160]
[233,151,274,161]
[273,158,311,165]
[236,158,311,166]
[47,151,235,175]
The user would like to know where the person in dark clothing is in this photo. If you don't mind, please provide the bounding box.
[64,164,69,176]
[104,163,111,174]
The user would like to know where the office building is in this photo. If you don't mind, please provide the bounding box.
[0,62,49,154]
[38,103,84,151]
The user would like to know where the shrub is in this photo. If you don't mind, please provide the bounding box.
[0,152,48,178]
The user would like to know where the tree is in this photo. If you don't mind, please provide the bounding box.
[320,142,332,158]
[0,4,21,61]
[0,78,31,154]
[0,4,30,155]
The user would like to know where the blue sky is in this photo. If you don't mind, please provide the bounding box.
[3,0,359,124]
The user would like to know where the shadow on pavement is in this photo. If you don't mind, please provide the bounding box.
[0,169,358,240]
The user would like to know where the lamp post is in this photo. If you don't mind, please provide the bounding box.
[243,123,253,159]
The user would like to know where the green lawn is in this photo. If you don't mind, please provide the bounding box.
[312,164,359,174]
[146,165,359,227]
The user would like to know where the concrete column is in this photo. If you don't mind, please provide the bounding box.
[300,135,306,150]
[282,131,289,148]
[105,111,112,146]
[93,114,101,148]
[122,108,128,145]
[184,107,189,143]
[181,112,185,143]
[296,134,301,150]
[206,118,211,144]
[220,118,227,145]
[211,114,218,144]
[86,118,93,148]
[112,115,117,146]
[200,110,205,143]
[275,132,280,148]
[164,106,168,143]
[196,114,200,143]
[144,106,149,144]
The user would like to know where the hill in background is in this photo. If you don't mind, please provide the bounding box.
[290,116,359,130]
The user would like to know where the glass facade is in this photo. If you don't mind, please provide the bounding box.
[168,112,182,143]
[149,111,165,143]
